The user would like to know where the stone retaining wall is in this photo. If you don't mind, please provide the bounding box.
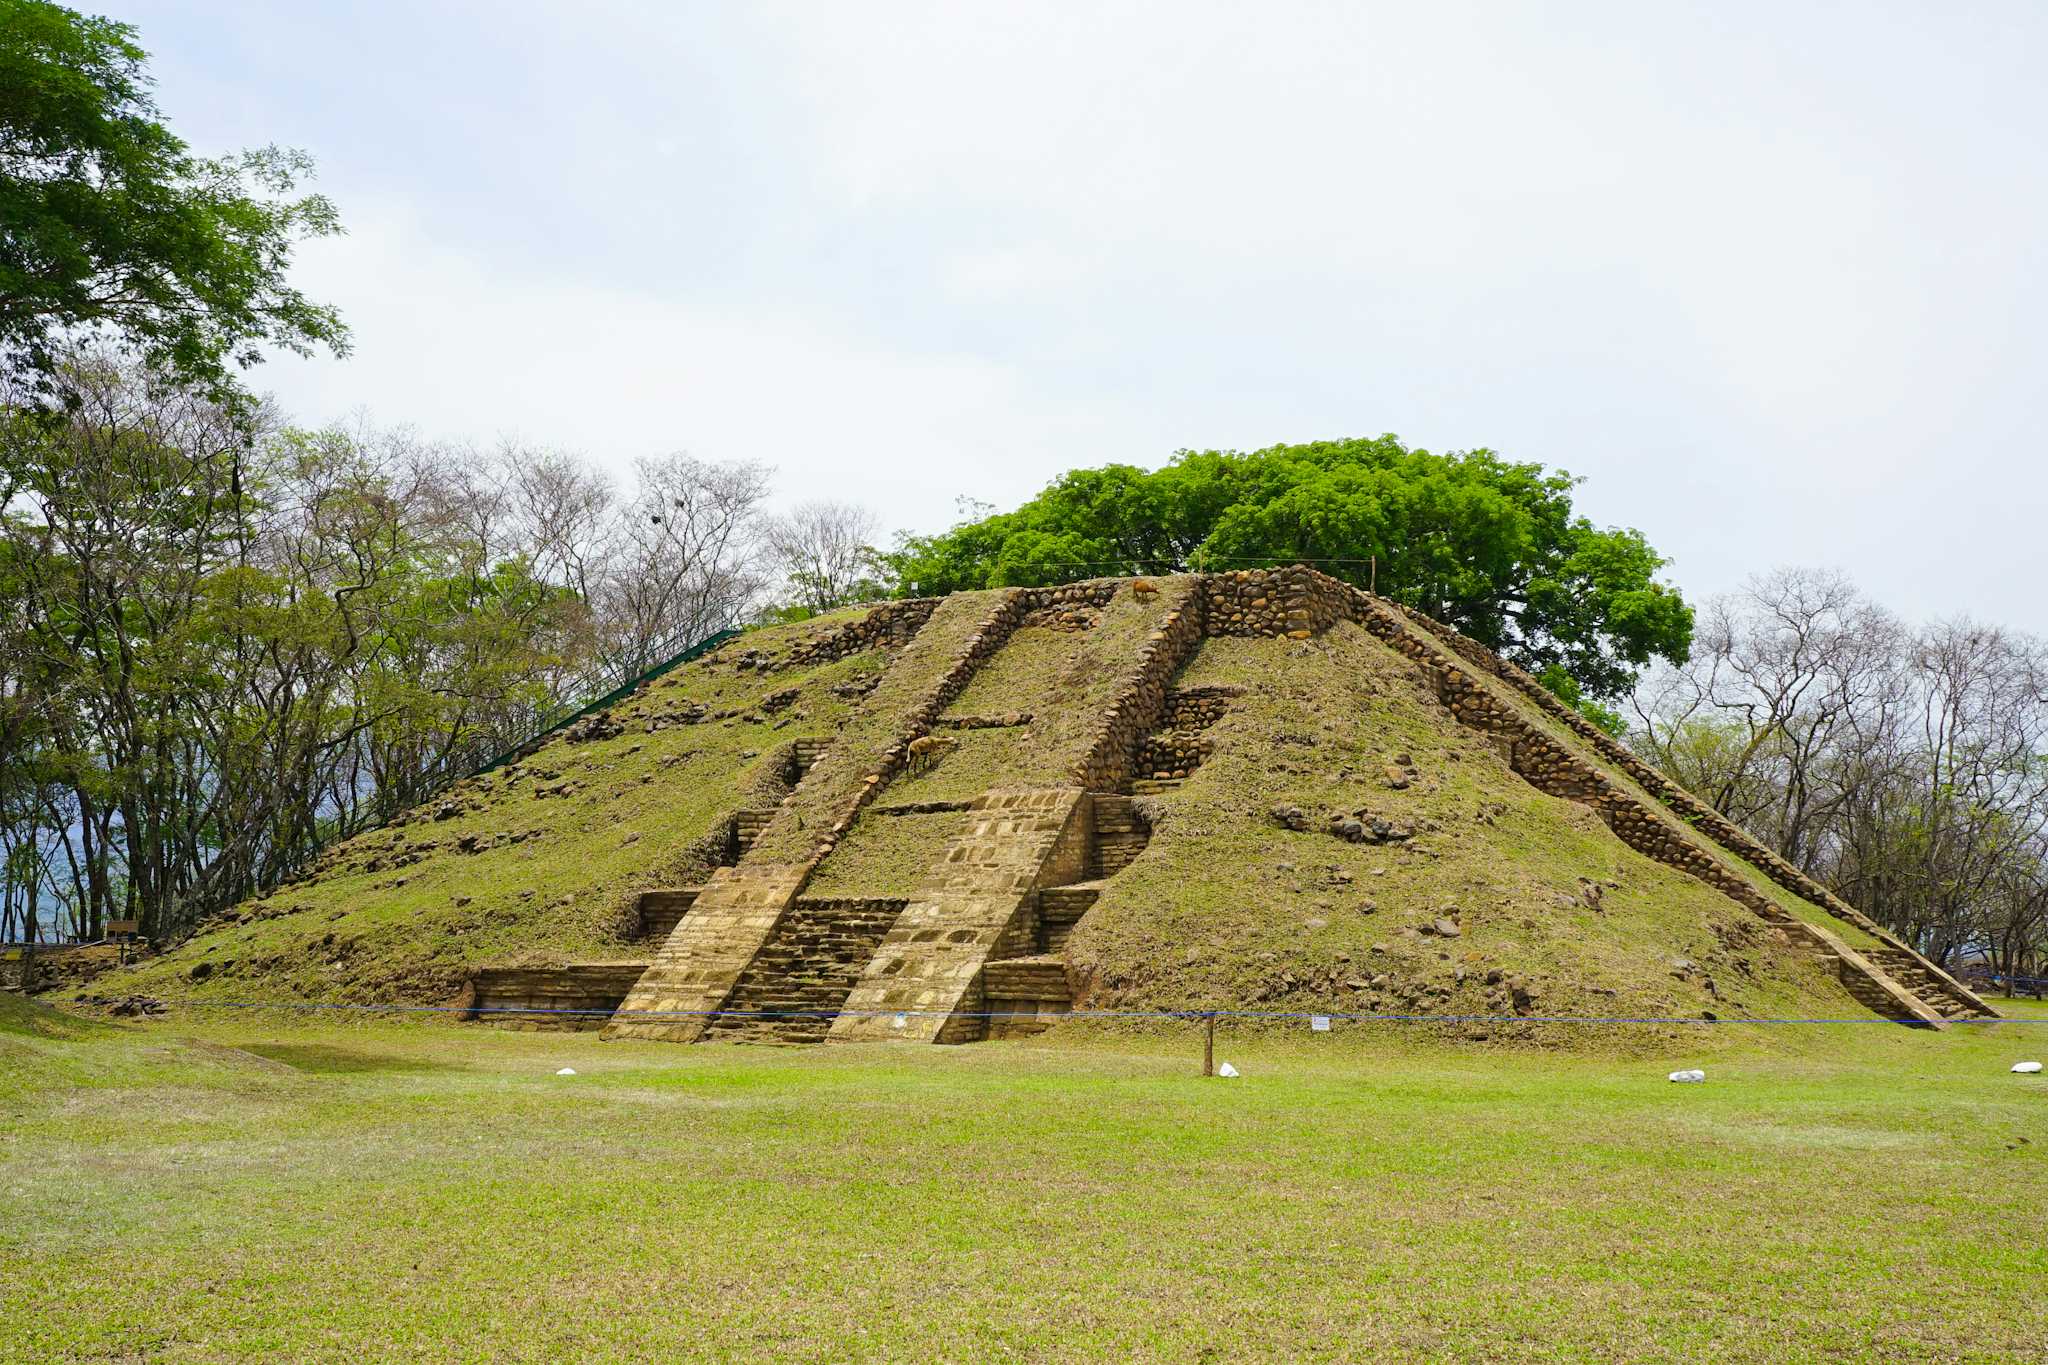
[1202,566,1350,638]
[1073,577,1208,791]
[466,962,649,1031]
[781,597,940,669]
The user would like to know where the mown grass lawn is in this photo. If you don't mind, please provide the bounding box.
[4,1001,2047,1362]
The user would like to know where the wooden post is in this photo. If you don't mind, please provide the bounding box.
[1203,1011,1215,1077]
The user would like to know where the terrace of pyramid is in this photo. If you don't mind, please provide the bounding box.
[98,567,1999,1045]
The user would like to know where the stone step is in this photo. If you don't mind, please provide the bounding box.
[982,953,1074,1040]
[706,896,908,1043]
[1130,779,1183,796]
[635,887,703,940]
[1038,883,1103,922]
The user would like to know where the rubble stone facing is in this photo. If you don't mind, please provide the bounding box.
[1073,576,1207,792]
[1202,565,1349,639]
[829,787,1092,1044]
[1135,684,1243,781]
[780,597,940,669]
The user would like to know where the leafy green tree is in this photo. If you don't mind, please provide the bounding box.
[0,0,346,403]
[888,436,1693,699]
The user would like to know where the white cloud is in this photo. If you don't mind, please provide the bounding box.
[137,0,2048,631]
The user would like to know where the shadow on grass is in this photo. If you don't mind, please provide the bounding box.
[237,1042,464,1075]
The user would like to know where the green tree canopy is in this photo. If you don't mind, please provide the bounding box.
[887,436,1693,699]
[0,0,346,402]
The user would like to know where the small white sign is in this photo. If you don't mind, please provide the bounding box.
[892,1012,908,1030]
[1310,1015,1332,1032]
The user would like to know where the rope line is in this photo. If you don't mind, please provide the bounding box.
[106,997,2048,1026]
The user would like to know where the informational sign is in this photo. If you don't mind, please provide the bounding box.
[1310,1015,1331,1032]
[892,1012,908,1029]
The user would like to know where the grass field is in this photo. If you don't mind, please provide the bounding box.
[6,997,2048,1362]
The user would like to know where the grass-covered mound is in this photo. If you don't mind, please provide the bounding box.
[81,577,1930,1044]
[93,612,895,1006]
[1066,620,1865,1043]
[0,991,105,1040]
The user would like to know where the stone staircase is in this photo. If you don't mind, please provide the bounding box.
[980,955,1073,1038]
[1038,882,1103,953]
[1088,795,1149,878]
[791,738,831,777]
[1864,945,1987,1021]
[704,897,909,1043]
[1736,906,1945,1027]
[634,887,701,940]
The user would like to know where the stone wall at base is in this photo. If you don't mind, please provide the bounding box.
[465,962,649,1031]
[2,942,122,993]
[829,788,1090,1044]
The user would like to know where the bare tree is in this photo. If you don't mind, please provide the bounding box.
[1631,567,1903,865]
[1633,567,2048,971]
[592,454,772,674]
[763,500,888,615]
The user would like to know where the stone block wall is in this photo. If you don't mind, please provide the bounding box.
[466,962,649,1031]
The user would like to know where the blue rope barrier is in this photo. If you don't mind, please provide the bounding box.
[113,998,2048,1026]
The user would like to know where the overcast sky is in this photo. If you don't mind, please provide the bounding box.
[123,1,2045,630]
